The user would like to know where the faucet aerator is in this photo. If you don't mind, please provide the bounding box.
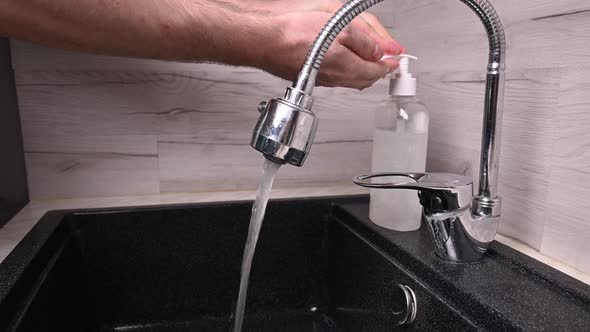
[250,96,318,167]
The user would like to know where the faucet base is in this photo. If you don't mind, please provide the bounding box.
[354,172,501,263]
[424,210,500,263]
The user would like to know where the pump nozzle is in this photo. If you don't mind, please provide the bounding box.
[390,54,418,96]
[397,54,418,78]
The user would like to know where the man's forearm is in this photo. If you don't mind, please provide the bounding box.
[1,0,402,89]
[0,0,278,66]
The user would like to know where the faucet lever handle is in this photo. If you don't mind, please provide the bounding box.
[353,172,474,211]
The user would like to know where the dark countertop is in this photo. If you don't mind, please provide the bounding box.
[333,200,590,331]
[0,195,589,331]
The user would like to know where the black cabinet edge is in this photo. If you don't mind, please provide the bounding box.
[0,38,29,229]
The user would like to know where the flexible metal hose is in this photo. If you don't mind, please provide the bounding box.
[304,0,384,70]
[290,0,507,200]
[459,0,506,65]
[293,0,506,93]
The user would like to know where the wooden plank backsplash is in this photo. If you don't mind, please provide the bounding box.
[10,0,590,274]
[13,64,379,199]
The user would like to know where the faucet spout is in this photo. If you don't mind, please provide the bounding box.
[295,0,506,201]
[250,0,506,261]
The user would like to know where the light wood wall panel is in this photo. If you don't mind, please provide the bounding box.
[158,138,371,193]
[541,67,590,274]
[389,0,590,72]
[10,0,590,274]
[25,135,159,199]
[13,54,383,199]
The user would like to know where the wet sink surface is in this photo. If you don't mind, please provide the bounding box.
[0,197,589,331]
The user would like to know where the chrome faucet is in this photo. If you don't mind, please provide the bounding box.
[250,0,506,262]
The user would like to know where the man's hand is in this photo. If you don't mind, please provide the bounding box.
[244,0,404,89]
[262,11,402,90]
[0,0,403,90]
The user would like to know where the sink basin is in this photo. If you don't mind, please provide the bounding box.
[1,196,589,331]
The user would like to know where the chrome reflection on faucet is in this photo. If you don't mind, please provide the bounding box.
[353,173,500,262]
[250,0,506,262]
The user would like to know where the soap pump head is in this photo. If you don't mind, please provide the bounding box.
[390,54,418,96]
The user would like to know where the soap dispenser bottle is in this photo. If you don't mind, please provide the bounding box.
[370,54,429,231]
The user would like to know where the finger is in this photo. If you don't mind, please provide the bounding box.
[316,44,399,89]
[356,57,399,82]
[338,25,383,62]
[357,77,384,90]
[380,58,400,75]
[358,14,408,54]
[351,17,404,56]
[345,53,400,89]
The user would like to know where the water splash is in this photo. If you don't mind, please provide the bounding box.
[233,158,282,332]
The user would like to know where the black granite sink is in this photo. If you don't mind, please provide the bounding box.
[0,197,589,331]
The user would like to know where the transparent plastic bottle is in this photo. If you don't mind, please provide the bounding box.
[370,55,429,231]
